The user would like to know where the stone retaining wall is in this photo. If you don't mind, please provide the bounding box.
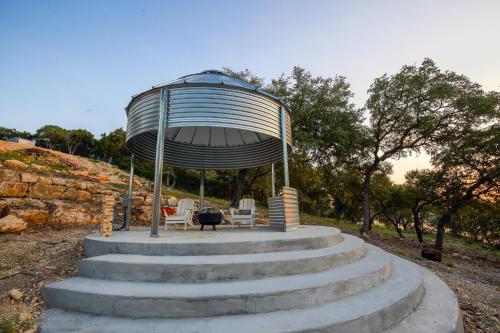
[0,166,108,229]
[0,161,177,232]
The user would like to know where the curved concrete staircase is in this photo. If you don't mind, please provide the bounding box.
[40,226,463,332]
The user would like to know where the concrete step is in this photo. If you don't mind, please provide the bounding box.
[384,262,463,333]
[39,253,424,333]
[42,245,390,318]
[80,234,365,283]
[84,225,342,257]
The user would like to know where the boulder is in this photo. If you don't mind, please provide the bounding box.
[25,197,47,208]
[74,181,87,190]
[30,163,50,172]
[134,205,152,223]
[0,168,20,181]
[86,182,101,194]
[21,172,40,183]
[17,312,31,320]
[18,312,31,321]
[50,201,87,211]
[48,201,99,225]
[49,208,93,225]
[0,197,46,209]
[0,181,29,197]
[76,190,92,201]
[131,196,145,206]
[0,215,28,233]
[167,196,178,206]
[61,187,78,200]
[52,177,66,186]
[7,288,23,300]
[3,159,28,170]
[11,208,49,226]
[30,183,65,200]
[0,199,8,211]
[64,178,75,187]
[38,176,52,185]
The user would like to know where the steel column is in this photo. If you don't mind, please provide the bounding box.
[125,154,134,230]
[151,88,168,237]
[280,106,289,187]
[199,169,205,211]
[271,163,276,197]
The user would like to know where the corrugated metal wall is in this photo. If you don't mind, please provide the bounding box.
[126,85,292,169]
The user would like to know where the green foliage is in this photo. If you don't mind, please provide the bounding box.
[451,200,499,247]
[365,58,467,160]
[372,177,413,237]
[405,169,443,207]
[65,128,95,156]
[0,317,31,333]
[96,128,127,163]
[0,319,19,333]
[222,67,264,87]
[35,125,96,156]
[285,67,365,167]
[326,169,364,223]
[1,61,498,249]
[0,127,32,141]
[0,151,28,163]
[289,153,330,216]
[359,59,491,234]
[221,66,365,209]
[35,124,67,150]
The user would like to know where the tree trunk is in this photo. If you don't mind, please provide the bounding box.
[435,212,451,251]
[435,175,493,250]
[369,213,377,230]
[231,169,248,207]
[361,173,372,235]
[392,221,404,238]
[412,207,424,243]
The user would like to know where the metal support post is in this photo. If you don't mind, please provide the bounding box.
[125,154,134,230]
[200,169,205,211]
[151,88,168,237]
[280,106,290,187]
[271,163,276,197]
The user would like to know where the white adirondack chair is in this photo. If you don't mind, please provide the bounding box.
[163,198,195,230]
[229,198,256,229]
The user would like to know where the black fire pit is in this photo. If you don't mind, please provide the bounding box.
[198,208,223,231]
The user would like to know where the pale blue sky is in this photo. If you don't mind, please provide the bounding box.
[1,0,499,181]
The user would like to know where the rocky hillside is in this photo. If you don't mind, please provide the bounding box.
[0,140,176,233]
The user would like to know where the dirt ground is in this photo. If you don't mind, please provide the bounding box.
[353,231,500,333]
[0,226,498,333]
[0,227,94,332]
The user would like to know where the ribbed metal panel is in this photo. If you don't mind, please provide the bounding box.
[268,187,300,231]
[126,84,292,169]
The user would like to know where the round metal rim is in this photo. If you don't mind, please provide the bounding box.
[125,80,292,170]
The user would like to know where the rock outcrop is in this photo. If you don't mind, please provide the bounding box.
[0,214,28,233]
[3,159,29,170]
[0,145,177,232]
[0,162,177,232]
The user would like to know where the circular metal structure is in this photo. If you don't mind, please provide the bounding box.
[125,70,292,170]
